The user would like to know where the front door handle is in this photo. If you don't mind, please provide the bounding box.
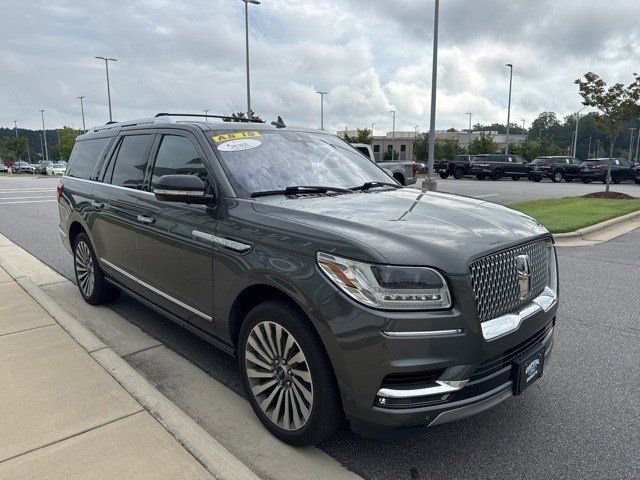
[90,200,104,209]
[137,214,156,225]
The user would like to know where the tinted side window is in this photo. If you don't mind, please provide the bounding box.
[67,138,109,179]
[151,135,207,188]
[109,135,153,189]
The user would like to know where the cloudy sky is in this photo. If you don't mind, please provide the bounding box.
[2,0,639,134]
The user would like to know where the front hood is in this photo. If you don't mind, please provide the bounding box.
[252,188,548,274]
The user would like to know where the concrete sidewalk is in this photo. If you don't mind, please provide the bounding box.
[0,267,219,480]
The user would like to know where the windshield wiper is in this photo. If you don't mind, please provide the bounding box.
[251,185,350,198]
[349,181,401,191]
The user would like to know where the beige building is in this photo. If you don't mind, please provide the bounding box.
[338,129,526,162]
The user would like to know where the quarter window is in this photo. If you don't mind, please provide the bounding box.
[151,135,207,188]
[67,138,109,179]
[108,135,153,189]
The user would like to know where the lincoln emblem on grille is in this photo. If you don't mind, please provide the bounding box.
[516,254,531,300]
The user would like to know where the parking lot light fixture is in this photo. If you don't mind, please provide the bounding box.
[95,56,118,122]
[505,64,513,155]
[14,121,18,138]
[39,109,49,162]
[425,0,440,189]
[371,122,376,135]
[466,113,472,147]
[635,127,640,162]
[241,0,261,118]
[316,91,328,130]
[390,110,396,139]
[572,106,587,158]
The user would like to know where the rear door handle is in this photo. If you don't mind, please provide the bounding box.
[137,214,156,225]
[90,200,104,209]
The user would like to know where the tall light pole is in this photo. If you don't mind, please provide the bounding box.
[628,127,636,162]
[466,112,472,148]
[77,96,86,132]
[39,109,49,162]
[635,128,640,163]
[588,136,592,158]
[371,122,376,135]
[572,106,587,158]
[95,56,117,122]
[505,63,513,155]
[316,91,328,130]
[241,0,261,118]
[202,109,210,121]
[14,121,18,138]
[425,0,440,189]
[390,110,396,138]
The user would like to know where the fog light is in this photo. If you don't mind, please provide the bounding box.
[378,397,387,405]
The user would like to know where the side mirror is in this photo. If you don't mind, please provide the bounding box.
[153,175,215,204]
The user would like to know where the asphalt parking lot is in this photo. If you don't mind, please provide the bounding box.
[1,176,639,479]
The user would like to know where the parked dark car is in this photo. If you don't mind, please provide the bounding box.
[635,163,640,185]
[38,161,53,174]
[58,114,558,446]
[579,158,636,184]
[0,163,8,173]
[436,155,473,179]
[527,156,582,183]
[12,160,36,174]
[469,154,529,180]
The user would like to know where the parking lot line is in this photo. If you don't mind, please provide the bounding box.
[0,199,58,205]
[0,196,55,200]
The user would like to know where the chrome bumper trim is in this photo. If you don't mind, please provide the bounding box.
[381,328,463,338]
[481,287,557,341]
[377,379,469,399]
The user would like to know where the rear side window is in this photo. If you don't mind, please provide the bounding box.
[108,135,153,189]
[67,138,109,179]
[150,135,207,188]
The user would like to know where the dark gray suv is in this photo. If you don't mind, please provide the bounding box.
[58,114,559,446]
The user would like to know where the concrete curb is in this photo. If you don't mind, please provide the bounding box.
[0,255,260,480]
[552,209,640,240]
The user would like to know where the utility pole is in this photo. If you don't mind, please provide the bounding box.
[371,122,376,135]
[425,0,440,190]
[39,109,49,162]
[241,0,261,118]
[587,136,592,158]
[390,110,396,138]
[628,127,636,162]
[505,63,513,155]
[14,121,18,138]
[572,106,587,158]
[466,113,472,149]
[95,56,118,122]
[77,96,86,132]
[316,91,328,130]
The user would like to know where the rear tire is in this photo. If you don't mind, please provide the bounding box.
[238,300,343,446]
[453,168,464,180]
[439,173,449,180]
[492,170,503,181]
[511,176,519,181]
[581,178,591,184]
[552,171,564,183]
[73,233,119,305]
[565,178,573,183]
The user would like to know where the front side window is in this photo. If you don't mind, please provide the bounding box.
[151,135,207,188]
[209,130,392,196]
[67,137,109,179]
[109,135,153,189]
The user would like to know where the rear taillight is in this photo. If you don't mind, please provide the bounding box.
[594,165,603,170]
[56,184,62,201]
[412,163,417,178]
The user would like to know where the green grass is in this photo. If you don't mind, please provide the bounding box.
[510,197,640,234]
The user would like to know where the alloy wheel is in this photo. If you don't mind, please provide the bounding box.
[75,241,95,298]
[244,321,313,431]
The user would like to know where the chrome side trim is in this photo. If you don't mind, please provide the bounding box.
[192,230,251,253]
[62,176,155,196]
[481,288,557,341]
[153,188,205,197]
[377,379,469,399]
[382,328,463,338]
[99,258,212,321]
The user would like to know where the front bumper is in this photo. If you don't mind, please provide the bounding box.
[315,274,558,436]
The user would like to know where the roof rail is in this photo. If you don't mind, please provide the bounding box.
[93,117,160,132]
[155,113,265,123]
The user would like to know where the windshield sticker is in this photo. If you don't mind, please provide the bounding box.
[217,138,262,152]
[212,131,261,143]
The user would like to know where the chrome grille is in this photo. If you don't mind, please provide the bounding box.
[470,240,550,323]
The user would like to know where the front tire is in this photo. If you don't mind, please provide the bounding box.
[552,171,563,183]
[475,174,486,180]
[238,300,342,446]
[439,173,449,180]
[73,233,119,305]
[453,168,464,180]
[492,170,503,181]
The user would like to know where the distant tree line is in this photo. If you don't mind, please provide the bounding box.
[0,126,81,163]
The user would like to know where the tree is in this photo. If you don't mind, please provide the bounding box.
[1,136,29,161]
[575,72,640,191]
[223,110,264,122]
[344,128,372,145]
[467,133,501,155]
[58,126,81,161]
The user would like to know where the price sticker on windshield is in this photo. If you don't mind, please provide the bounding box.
[217,138,262,152]
[212,131,261,143]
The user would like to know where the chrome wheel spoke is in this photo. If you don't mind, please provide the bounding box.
[245,321,313,431]
[75,241,95,297]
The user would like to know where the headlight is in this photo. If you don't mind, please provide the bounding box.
[317,252,452,310]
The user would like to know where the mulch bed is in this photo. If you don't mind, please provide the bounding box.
[582,192,638,200]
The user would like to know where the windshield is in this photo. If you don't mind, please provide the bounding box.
[208,130,392,196]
